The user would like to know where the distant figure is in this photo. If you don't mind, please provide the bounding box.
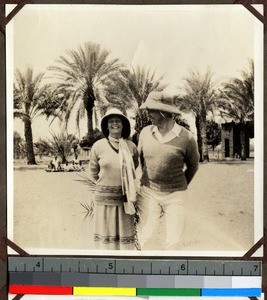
[72,154,83,171]
[234,153,240,159]
[73,153,79,164]
[50,156,61,171]
[63,161,73,172]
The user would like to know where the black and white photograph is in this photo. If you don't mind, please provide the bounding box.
[6,4,263,256]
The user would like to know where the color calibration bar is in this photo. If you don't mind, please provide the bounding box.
[9,273,262,296]
[9,273,261,288]
[9,286,261,297]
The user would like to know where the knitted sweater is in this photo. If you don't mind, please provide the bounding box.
[89,138,138,203]
[138,125,199,192]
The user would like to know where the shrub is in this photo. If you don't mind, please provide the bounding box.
[79,129,104,149]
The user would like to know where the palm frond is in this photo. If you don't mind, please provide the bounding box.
[47,42,129,135]
[218,60,254,123]
[80,201,94,221]
[179,68,217,117]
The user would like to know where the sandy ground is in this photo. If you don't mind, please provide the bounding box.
[11,159,255,253]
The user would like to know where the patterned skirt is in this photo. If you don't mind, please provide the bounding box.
[94,185,136,250]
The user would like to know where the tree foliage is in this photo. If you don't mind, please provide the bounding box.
[217,59,254,160]
[119,66,167,109]
[79,129,104,149]
[206,120,221,151]
[13,131,26,159]
[178,68,217,162]
[48,42,125,137]
[218,59,254,124]
[37,132,79,164]
[13,67,52,164]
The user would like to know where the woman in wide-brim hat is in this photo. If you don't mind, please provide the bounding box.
[89,108,139,250]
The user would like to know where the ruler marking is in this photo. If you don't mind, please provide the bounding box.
[9,258,263,279]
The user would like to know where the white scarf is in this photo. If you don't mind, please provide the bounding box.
[118,138,137,215]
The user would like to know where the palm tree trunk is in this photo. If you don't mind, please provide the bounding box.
[201,115,209,162]
[240,124,246,161]
[23,117,36,165]
[195,116,203,162]
[85,92,95,138]
[87,108,94,138]
[62,155,67,164]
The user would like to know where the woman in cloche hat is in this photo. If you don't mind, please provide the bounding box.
[89,108,139,250]
[137,91,200,251]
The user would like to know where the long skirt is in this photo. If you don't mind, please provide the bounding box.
[94,203,136,250]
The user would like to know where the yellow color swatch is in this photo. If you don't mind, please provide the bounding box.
[73,287,136,296]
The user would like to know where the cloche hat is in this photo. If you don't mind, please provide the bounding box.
[101,108,131,139]
[140,91,181,115]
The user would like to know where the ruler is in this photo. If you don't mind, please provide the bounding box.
[9,257,262,275]
[8,258,262,297]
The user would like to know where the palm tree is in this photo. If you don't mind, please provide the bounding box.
[217,60,254,160]
[48,42,125,138]
[119,66,167,110]
[14,67,51,164]
[37,131,79,164]
[177,69,217,162]
[117,66,167,137]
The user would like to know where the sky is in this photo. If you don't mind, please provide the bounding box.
[7,4,262,141]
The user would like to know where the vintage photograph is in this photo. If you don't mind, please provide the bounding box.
[6,4,263,256]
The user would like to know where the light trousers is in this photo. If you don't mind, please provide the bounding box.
[137,185,188,250]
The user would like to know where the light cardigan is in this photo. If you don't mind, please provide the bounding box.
[138,125,199,192]
[89,138,138,204]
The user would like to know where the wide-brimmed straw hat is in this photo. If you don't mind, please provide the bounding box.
[101,108,131,139]
[140,91,181,115]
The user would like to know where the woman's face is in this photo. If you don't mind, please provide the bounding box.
[108,117,123,137]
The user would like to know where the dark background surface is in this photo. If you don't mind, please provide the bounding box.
[0,0,266,298]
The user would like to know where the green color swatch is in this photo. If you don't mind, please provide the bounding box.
[136,288,201,296]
